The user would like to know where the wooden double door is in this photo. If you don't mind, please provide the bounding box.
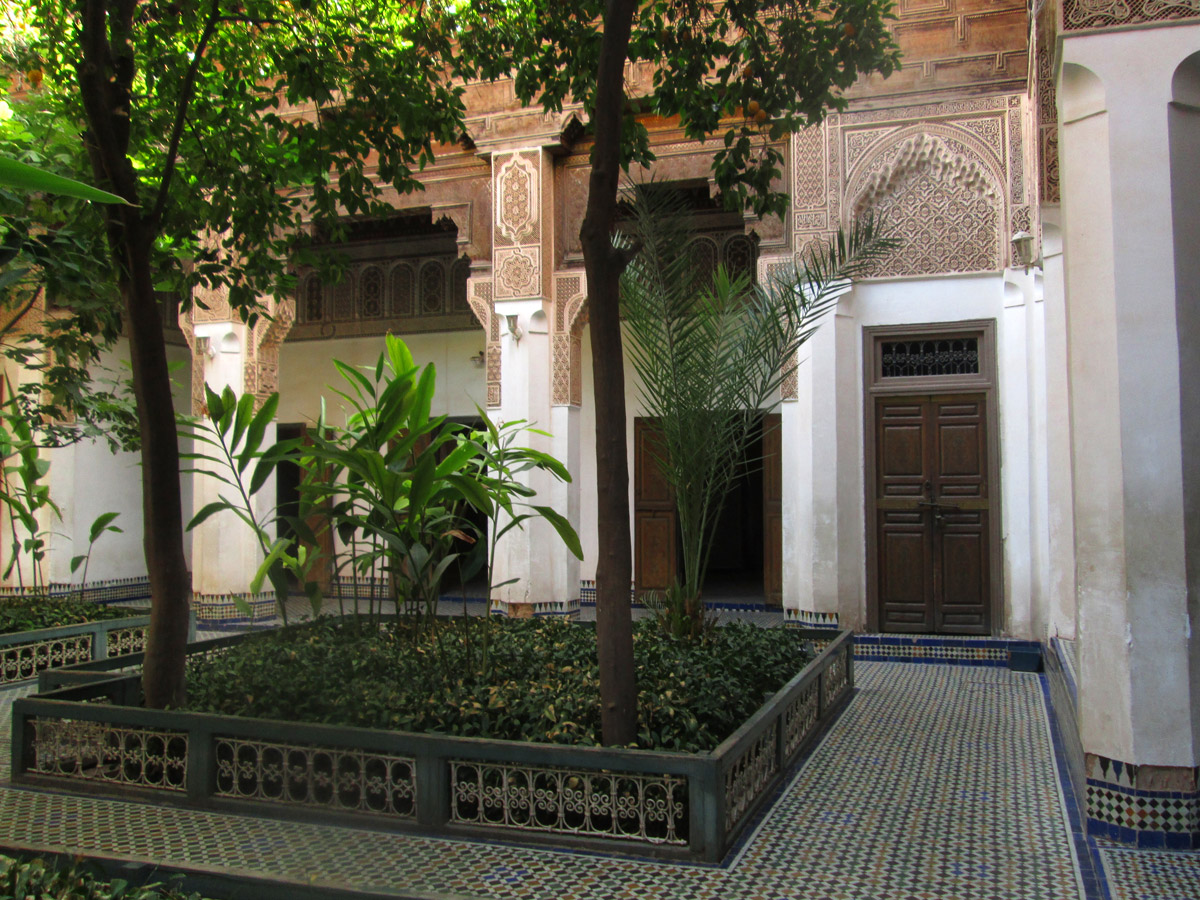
[634,415,783,606]
[872,394,993,634]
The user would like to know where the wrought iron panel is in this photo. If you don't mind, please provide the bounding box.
[450,761,687,846]
[724,723,778,832]
[1,635,92,685]
[823,648,851,708]
[783,682,820,759]
[881,338,980,378]
[106,626,147,658]
[31,716,187,791]
[214,738,416,819]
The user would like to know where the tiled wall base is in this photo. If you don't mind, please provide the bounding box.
[192,591,277,625]
[0,577,151,606]
[490,598,580,618]
[330,575,391,601]
[1047,638,1200,849]
[852,633,1042,667]
[1085,755,1200,849]
[1045,638,1086,815]
[578,580,633,604]
[577,581,769,611]
[784,609,840,629]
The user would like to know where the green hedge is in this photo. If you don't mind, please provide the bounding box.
[0,854,211,900]
[0,597,135,635]
[185,617,815,753]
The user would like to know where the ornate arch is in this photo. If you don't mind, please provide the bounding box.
[358,266,384,319]
[466,278,500,409]
[553,272,587,407]
[846,128,1007,277]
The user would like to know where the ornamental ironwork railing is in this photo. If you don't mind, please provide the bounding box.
[0,611,167,687]
[11,624,854,862]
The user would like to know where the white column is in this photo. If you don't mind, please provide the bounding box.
[1061,27,1200,767]
[488,146,574,614]
[1000,272,1033,637]
[190,322,276,597]
[1040,216,1076,640]
[782,294,846,627]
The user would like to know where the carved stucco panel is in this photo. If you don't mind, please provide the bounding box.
[494,247,541,300]
[792,123,827,210]
[552,271,587,407]
[1063,0,1199,29]
[467,278,501,409]
[496,152,540,247]
[846,128,1006,277]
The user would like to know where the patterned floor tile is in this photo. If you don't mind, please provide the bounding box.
[1099,846,1200,900]
[0,663,1098,899]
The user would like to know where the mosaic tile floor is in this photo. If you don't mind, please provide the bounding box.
[0,663,1195,899]
[1098,845,1200,900]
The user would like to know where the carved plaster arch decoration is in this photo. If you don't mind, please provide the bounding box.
[845,127,1007,277]
[552,272,587,407]
[466,277,500,409]
[180,290,296,414]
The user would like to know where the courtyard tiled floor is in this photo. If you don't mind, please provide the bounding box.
[1,660,1198,899]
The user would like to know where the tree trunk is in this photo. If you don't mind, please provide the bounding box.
[583,0,639,747]
[121,223,192,709]
[77,1,191,707]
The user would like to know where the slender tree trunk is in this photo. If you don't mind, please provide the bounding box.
[121,225,192,709]
[582,0,639,746]
[78,1,191,707]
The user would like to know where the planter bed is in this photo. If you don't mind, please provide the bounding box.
[10,624,853,862]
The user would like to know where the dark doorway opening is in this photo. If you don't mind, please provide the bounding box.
[634,415,778,606]
[441,416,488,600]
[702,424,765,603]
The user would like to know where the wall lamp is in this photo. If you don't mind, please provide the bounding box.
[1011,231,1038,271]
[505,314,523,343]
[195,335,215,359]
[469,350,486,368]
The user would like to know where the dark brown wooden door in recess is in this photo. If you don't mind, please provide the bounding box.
[634,418,676,595]
[763,414,783,607]
[277,425,334,593]
[873,394,992,634]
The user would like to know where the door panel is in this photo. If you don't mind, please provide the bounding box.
[634,418,676,594]
[874,394,992,634]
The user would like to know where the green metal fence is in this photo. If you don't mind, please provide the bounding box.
[11,625,852,862]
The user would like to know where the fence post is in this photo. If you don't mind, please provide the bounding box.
[187,723,212,804]
[93,624,107,661]
[10,704,29,777]
[415,752,449,829]
[698,761,725,862]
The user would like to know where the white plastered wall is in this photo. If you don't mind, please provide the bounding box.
[278,331,486,426]
[1059,24,1200,766]
[42,339,194,585]
[780,272,1051,638]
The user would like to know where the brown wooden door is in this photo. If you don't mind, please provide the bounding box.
[277,425,334,594]
[762,414,783,607]
[634,418,676,595]
[874,394,991,634]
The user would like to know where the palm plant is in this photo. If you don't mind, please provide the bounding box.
[619,191,895,634]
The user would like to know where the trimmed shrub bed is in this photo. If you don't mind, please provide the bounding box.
[185,617,817,753]
[0,597,135,635]
[0,853,213,899]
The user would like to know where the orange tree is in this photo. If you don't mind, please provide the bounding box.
[5,1,470,707]
[453,0,900,744]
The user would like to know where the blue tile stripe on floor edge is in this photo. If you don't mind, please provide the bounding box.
[1039,674,1112,900]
